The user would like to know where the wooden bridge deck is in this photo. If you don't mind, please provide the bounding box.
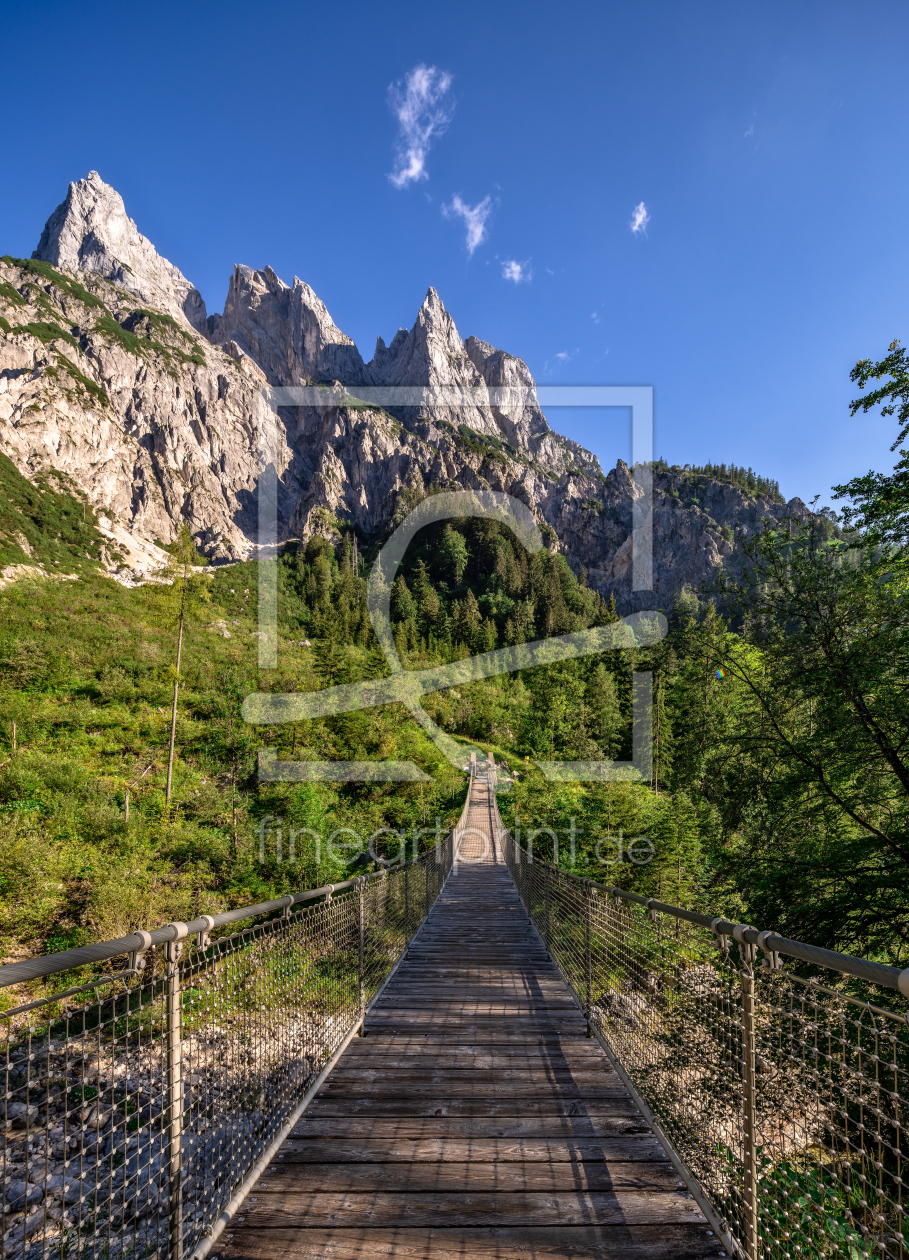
[222,781,723,1259]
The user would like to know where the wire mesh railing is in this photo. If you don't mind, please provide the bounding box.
[0,818,460,1260]
[500,817,909,1260]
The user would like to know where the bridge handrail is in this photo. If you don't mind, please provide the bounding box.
[499,818,909,1260]
[527,867,909,995]
[0,790,471,1260]
[0,864,413,992]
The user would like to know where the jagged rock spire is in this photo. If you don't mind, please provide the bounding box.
[211,264,367,386]
[33,171,208,331]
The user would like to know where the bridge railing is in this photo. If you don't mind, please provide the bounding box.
[500,825,909,1260]
[0,823,460,1260]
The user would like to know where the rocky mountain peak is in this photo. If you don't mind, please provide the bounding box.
[211,264,367,386]
[362,286,500,436]
[32,171,208,332]
[0,173,808,611]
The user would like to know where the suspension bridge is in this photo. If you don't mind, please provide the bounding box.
[219,775,717,1259]
[1,763,906,1260]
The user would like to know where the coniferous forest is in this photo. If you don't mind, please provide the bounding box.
[0,342,907,987]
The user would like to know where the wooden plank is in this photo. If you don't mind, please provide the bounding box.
[336,1047,616,1061]
[326,1067,623,1084]
[277,1136,669,1163]
[305,1095,646,1117]
[231,1189,708,1228]
[342,1042,607,1058]
[241,1160,684,1193]
[293,1114,653,1136]
[220,1225,723,1260]
[345,1036,603,1051]
[317,1083,631,1099]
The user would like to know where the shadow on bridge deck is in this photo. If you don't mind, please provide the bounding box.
[220,780,724,1259]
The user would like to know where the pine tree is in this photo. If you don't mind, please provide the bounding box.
[479,617,497,653]
[453,590,481,647]
[411,559,433,607]
[646,792,703,907]
[390,575,415,623]
[587,663,624,758]
[652,669,673,793]
[439,527,468,586]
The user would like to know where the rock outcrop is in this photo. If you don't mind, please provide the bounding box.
[213,264,368,385]
[0,172,809,607]
[0,256,280,577]
[33,171,208,333]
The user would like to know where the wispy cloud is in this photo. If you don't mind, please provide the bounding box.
[630,201,650,236]
[443,194,492,254]
[501,258,532,283]
[744,123,754,138]
[387,64,454,189]
[591,310,601,324]
[544,347,580,375]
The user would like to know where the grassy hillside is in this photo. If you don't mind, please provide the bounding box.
[0,475,473,981]
[3,443,903,993]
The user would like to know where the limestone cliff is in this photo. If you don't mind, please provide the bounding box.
[33,171,209,333]
[0,172,809,609]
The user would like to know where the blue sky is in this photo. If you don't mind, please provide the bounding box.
[3,0,908,505]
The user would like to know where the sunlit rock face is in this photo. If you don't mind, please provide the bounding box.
[0,172,808,605]
[33,171,209,333]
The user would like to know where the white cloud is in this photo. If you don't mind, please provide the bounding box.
[387,64,454,189]
[501,258,532,283]
[630,201,650,236]
[443,194,492,254]
[591,310,601,324]
[543,347,580,375]
[744,123,754,138]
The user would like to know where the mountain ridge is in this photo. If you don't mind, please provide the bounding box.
[0,172,809,610]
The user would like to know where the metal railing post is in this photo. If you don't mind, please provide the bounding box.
[585,882,594,1038]
[739,939,760,1260]
[404,862,410,949]
[165,924,188,1260]
[357,877,366,1034]
[544,865,551,956]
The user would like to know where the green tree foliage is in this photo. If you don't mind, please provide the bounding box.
[439,526,469,585]
[5,341,908,977]
[650,456,783,502]
[833,339,909,551]
[156,524,211,802]
[685,513,909,961]
[387,515,616,655]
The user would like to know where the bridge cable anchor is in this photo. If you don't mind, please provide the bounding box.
[128,929,154,973]
[757,929,782,972]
